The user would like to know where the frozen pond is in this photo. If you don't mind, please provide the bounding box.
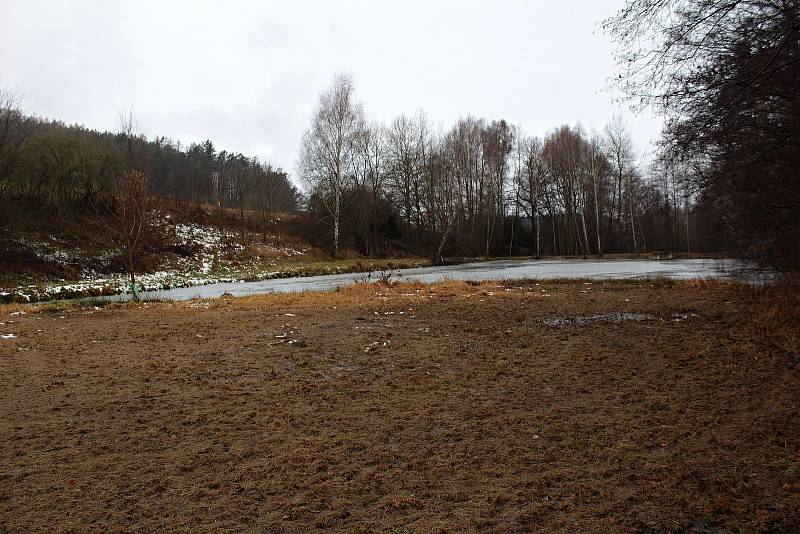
[101,258,749,302]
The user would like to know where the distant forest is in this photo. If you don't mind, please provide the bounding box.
[0,102,300,218]
[298,78,711,261]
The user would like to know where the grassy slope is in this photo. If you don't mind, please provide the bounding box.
[0,202,429,302]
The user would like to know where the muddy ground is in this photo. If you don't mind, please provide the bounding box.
[1,280,798,533]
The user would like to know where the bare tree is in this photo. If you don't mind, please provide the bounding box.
[386,114,422,227]
[429,134,458,264]
[544,126,588,256]
[117,106,140,170]
[97,170,154,300]
[587,136,605,256]
[298,74,365,258]
[481,120,513,255]
[605,0,800,269]
[355,121,388,256]
[357,122,388,199]
[515,136,546,258]
[603,115,638,253]
[0,85,24,196]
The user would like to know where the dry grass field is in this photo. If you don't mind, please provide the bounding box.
[1,279,798,532]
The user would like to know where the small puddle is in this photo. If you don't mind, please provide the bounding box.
[541,312,653,327]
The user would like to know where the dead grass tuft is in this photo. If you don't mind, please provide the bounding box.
[748,275,800,356]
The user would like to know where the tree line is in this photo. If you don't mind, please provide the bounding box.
[605,0,800,271]
[299,75,706,261]
[0,95,300,219]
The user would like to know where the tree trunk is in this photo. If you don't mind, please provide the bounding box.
[332,187,340,259]
[685,198,690,254]
[629,184,638,254]
[435,217,454,265]
[581,211,590,256]
[128,249,138,302]
[593,174,602,256]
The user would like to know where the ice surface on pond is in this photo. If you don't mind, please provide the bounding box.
[96,258,749,303]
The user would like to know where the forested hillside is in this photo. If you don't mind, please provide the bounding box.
[0,100,299,214]
[0,98,315,300]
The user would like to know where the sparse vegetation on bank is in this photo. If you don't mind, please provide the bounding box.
[0,198,432,303]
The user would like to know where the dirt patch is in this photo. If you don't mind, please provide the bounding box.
[1,280,798,532]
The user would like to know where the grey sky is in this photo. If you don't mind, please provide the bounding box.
[1,0,662,182]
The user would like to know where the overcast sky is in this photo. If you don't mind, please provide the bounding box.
[1,0,662,182]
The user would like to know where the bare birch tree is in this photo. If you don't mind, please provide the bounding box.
[603,115,638,252]
[298,74,364,258]
[587,136,605,256]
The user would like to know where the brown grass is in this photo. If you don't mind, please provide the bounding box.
[1,279,798,532]
[747,275,800,355]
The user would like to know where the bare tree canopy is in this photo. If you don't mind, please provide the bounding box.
[605,0,800,270]
[299,74,365,258]
[95,170,155,300]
